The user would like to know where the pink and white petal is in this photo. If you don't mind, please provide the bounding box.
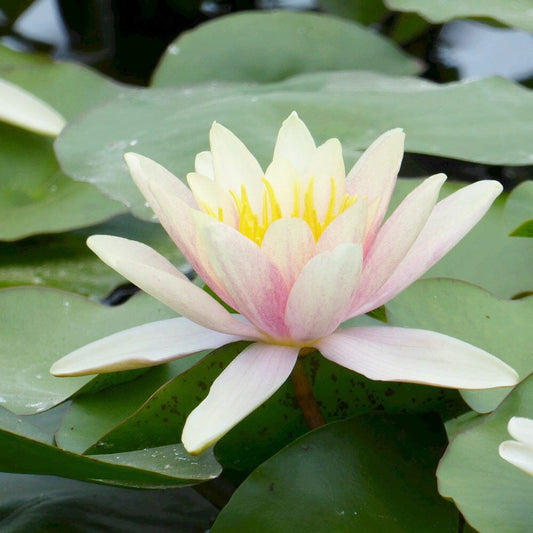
[209,122,264,210]
[315,199,367,254]
[195,214,290,338]
[345,129,405,245]
[305,138,345,202]
[124,152,196,209]
[261,218,315,287]
[273,111,316,175]
[51,317,240,376]
[354,180,503,315]
[349,173,446,316]
[181,342,299,454]
[316,326,519,389]
[499,440,533,476]
[285,243,363,342]
[195,151,214,178]
[146,178,236,307]
[264,157,302,217]
[187,172,238,227]
[87,235,262,339]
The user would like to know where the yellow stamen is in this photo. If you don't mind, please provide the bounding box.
[209,175,357,245]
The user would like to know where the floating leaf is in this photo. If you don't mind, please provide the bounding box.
[437,375,533,533]
[55,72,533,219]
[385,0,533,32]
[152,10,420,86]
[0,288,177,415]
[212,413,458,532]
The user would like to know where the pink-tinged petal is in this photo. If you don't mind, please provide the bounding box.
[315,198,368,254]
[124,152,196,208]
[87,235,262,339]
[145,177,236,308]
[187,172,238,227]
[349,173,446,316]
[316,326,519,389]
[264,157,302,217]
[194,213,290,338]
[345,129,405,246]
[354,180,503,315]
[273,111,316,175]
[209,122,264,210]
[182,342,299,454]
[51,317,240,376]
[261,218,315,287]
[499,417,533,476]
[194,151,214,178]
[285,243,363,342]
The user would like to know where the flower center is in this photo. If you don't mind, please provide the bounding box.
[225,176,357,245]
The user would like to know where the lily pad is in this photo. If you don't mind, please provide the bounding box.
[212,413,458,532]
[0,214,188,299]
[55,72,533,220]
[0,44,129,239]
[152,10,420,86]
[437,375,533,533]
[504,180,533,237]
[0,407,221,488]
[0,288,177,415]
[385,0,533,32]
[386,278,533,413]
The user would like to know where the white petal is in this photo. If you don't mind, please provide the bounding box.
[87,235,262,339]
[285,243,363,342]
[182,343,299,454]
[195,151,214,178]
[0,78,66,136]
[316,326,519,389]
[209,122,263,209]
[273,111,316,175]
[499,440,533,477]
[508,416,533,444]
[51,318,239,376]
[264,157,302,218]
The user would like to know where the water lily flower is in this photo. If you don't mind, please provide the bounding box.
[51,112,519,454]
[499,417,533,476]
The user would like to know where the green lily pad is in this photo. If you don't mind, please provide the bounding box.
[0,473,217,532]
[385,0,533,32]
[390,179,533,299]
[212,413,458,532]
[0,288,177,415]
[0,213,188,299]
[386,278,533,413]
[72,323,464,473]
[504,180,533,237]
[510,220,533,238]
[152,10,420,87]
[0,44,130,240]
[55,72,533,220]
[0,407,221,488]
[437,375,533,533]
[317,0,388,25]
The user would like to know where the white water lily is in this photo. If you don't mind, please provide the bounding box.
[499,416,533,476]
[51,112,519,454]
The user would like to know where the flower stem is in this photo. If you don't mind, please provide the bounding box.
[290,356,326,430]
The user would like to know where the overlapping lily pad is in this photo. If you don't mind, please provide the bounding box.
[437,376,533,533]
[504,180,533,238]
[386,278,533,413]
[212,413,458,532]
[0,288,177,415]
[152,10,420,86]
[0,44,129,239]
[0,407,220,488]
[56,72,533,220]
[385,0,533,32]
[0,214,188,299]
